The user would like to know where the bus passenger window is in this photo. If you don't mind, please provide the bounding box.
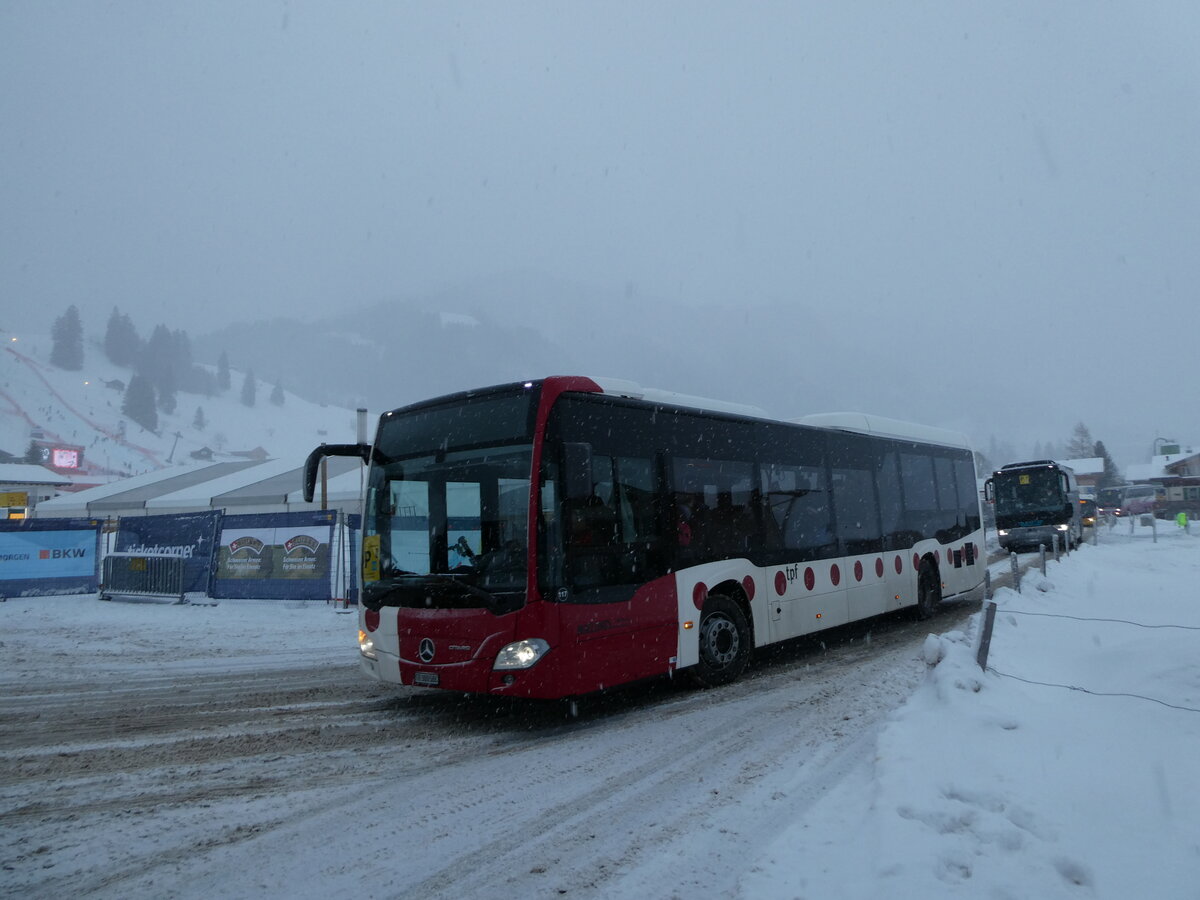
[762,463,835,560]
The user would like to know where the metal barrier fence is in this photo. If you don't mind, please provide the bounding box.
[101,552,186,603]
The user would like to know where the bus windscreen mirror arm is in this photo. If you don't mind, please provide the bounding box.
[302,443,372,502]
[562,442,594,501]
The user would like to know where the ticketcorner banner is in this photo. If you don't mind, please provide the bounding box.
[114,510,222,595]
[212,511,336,600]
[0,518,103,597]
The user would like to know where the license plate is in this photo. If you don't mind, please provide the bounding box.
[413,672,439,686]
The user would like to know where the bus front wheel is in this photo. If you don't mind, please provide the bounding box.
[691,594,751,688]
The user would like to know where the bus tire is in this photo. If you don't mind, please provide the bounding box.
[915,563,941,620]
[691,594,751,688]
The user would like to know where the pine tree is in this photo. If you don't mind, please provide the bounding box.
[270,380,285,406]
[240,368,256,407]
[1093,440,1122,488]
[1065,422,1095,460]
[50,305,84,370]
[217,351,231,392]
[103,307,140,367]
[122,373,158,432]
[193,406,206,430]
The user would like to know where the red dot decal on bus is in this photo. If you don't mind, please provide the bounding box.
[913,553,921,570]
[743,575,756,601]
[853,561,863,582]
[804,567,815,591]
[830,564,841,586]
[364,608,380,632]
[693,582,708,610]
[774,571,787,595]
[894,555,903,574]
[875,558,885,578]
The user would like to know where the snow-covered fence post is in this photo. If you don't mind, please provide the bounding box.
[1040,543,1047,576]
[984,567,992,600]
[1011,551,1021,593]
[1152,515,1157,543]
[976,601,998,670]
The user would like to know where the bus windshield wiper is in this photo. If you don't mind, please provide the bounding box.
[431,573,504,611]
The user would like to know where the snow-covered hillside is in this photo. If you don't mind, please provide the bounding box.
[0,330,359,481]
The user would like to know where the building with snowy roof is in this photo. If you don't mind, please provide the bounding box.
[1126,445,1200,519]
[0,463,75,518]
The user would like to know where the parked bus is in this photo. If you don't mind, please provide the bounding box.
[304,377,986,701]
[1120,483,1162,519]
[985,460,1082,552]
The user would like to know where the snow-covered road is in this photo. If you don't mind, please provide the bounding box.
[1,592,978,898]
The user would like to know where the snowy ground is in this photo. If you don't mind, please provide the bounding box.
[2,522,1197,899]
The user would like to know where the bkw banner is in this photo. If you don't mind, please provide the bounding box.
[0,518,102,597]
[212,511,336,600]
[114,510,222,596]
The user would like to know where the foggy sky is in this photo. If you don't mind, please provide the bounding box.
[2,2,1198,466]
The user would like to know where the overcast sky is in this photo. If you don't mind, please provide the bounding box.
[2,2,1197,465]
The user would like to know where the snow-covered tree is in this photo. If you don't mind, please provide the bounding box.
[103,307,140,367]
[122,373,158,432]
[270,380,285,406]
[240,368,256,407]
[193,406,206,430]
[217,351,231,392]
[1065,422,1095,460]
[50,305,84,370]
[1094,440,1121,488]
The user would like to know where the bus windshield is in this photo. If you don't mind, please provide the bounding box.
[993,468,1065,517]
[362,389,536,611]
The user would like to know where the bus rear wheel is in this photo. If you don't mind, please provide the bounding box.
[915,564,941,620]
[691,594,751,688]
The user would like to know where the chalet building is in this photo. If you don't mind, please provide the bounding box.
[1126,445,1200,519]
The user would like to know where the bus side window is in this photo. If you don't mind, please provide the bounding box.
[566,454,663,587]
[875,450,907,550]
[762,463,835,560]
[900,452,938,537]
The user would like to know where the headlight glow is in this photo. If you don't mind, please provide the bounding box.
[493,638,550,670]
[358,629,377,660]
[1055,524,1069,531]
[998,529,1009,536]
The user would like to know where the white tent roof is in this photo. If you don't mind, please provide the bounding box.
[34,453,365,519]
[33,460,270,518]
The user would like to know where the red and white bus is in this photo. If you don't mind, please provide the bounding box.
[304,377,986,700]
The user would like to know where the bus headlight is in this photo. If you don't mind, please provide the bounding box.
[1055,524,1069,531]
[358,629,377,660]
[493,638,550,670]
[997,529,1009,536]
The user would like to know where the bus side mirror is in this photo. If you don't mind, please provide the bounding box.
[562,442,594,501]
[302,443,372,502]
[983,479,994,502]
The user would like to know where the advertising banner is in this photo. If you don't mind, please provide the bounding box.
[0,518,102,597]
[114,510,222,595]
[212,511,336,600]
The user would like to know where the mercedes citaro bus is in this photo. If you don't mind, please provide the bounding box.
[305,377,986,701]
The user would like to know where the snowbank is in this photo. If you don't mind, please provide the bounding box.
[744,523,1200,899]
